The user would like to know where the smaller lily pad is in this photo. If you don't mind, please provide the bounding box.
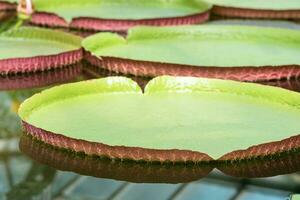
[19,76,300,163]
[206,0,300,19]
[83,25,300,82]
[20,134,213,183]
[30,0,211,32]
[0,27,82,75]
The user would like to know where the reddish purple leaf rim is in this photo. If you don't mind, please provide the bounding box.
[85,53,300,82]
[0,27,83,75]
[20,134,213,183]
[29,11,210,32]
[212,5,300,19]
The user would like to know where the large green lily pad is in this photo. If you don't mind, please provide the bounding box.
[30,0,211,32]
[33,0,210,21]
[0,27,82,74]
[83,25,300,67]
[83,25,300,81]
[19,76,300,163]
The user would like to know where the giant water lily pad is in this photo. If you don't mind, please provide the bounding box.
[19,76,300,163]
[206,0,300,19]
[0,27,82,75]
[83,25,300,82]
[30,0,211,32]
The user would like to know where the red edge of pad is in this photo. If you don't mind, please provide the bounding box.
[212,6,300,19]
[22,122,213,164]
[86,53,300,82]
[0,48,83,75]
[22,118,300,163]
[30,11,210,32]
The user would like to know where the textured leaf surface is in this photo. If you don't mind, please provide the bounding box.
[33,0,211,21]
[82,25,300,67]
[19,76,300,160]
[0,27,81,59]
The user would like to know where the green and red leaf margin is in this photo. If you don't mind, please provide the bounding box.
[0,27,83,75]
[19,76,300,164]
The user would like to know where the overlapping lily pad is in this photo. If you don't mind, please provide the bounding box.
[83,64,151,89]
[29,0,211,32]
[83,25,300,82]
[0,27,82,75]
[206,0,300,19]
[19,76,300,163]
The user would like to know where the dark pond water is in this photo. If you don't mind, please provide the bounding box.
[1,61,300,200]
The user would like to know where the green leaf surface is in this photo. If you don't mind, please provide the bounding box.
[82,25,300,67]
[19,76,300,159]
[33,0,211,21]
[0,27,82,59]
[292,195,300,200]
[1,0,17,3]
[205,0,300,10]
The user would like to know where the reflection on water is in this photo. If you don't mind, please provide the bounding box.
[20,133,300,182]
[218,152,300,178]
[5,161,55,200]
[19,134,213,184]
[1,64,300,199]
[0,64,82,91]
[0,65,85,200]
